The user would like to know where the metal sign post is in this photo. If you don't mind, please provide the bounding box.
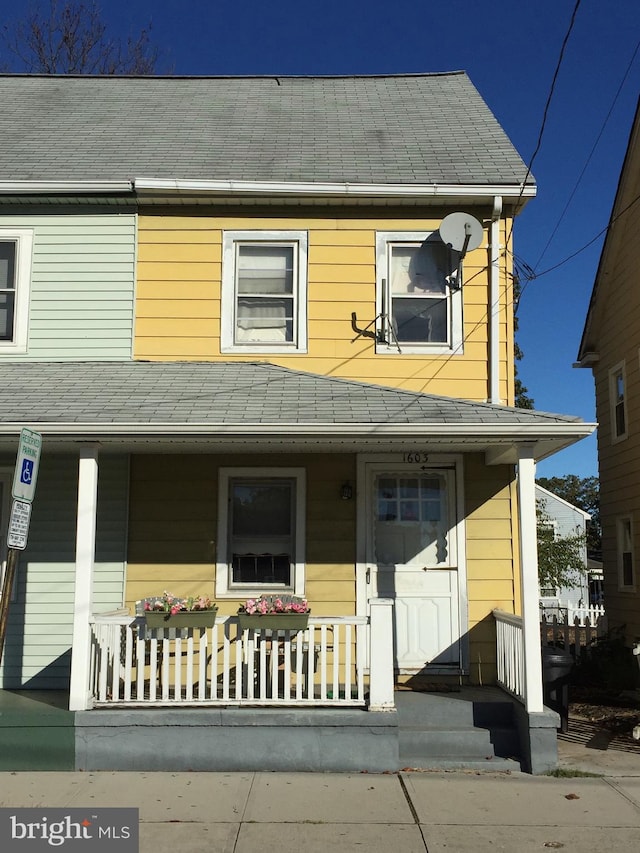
[0,429,42,666]
[0,550,19,665]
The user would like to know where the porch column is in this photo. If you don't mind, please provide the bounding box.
[368,598,395,711]
[516,445,544,713]
[69,444,99,711]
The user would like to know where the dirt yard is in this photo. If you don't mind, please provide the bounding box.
[569,685,640,744]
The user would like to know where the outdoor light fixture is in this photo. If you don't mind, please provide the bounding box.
[341,482,353,501]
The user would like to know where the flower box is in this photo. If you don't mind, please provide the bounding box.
[238,613,309,632]
[144,608,218,629]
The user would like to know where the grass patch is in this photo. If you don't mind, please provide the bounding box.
[545,768,601,778]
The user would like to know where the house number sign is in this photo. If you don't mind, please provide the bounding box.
[403,452,429,463]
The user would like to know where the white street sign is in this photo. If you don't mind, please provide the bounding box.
[12,428,42,503]
[7,499,32,550]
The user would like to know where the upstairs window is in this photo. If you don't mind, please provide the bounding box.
[609,363,627,441]
[221,231,308,353]
[0,230,34,354]
[376,232,463,354]
[617,516,635,591]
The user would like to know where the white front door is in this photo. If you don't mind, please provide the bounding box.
[366,463,462,672]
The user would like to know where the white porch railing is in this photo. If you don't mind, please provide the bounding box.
[89,614,373,708]
[494,609,525,703]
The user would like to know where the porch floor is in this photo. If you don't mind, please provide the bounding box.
[0,688,70,714]
[0,689,75,771]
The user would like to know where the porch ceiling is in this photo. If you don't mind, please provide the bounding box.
[0,361,595,464]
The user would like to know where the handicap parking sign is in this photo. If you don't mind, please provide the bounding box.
[12,428,42,503]
[20,458,34,485]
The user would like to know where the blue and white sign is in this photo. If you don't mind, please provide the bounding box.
[12,428,42,503]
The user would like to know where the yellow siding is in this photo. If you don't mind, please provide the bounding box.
[135,209,516,403]
[125,453,356,618]
[588,161,640,641]
[463,454,517,681]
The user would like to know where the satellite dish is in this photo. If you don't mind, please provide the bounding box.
[439,212,483,257]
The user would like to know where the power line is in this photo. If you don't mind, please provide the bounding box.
[531,190,640,280]
[534,36,640,271]
[505,0,583,251]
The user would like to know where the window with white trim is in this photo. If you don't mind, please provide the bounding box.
[609,363,627,441]
[0,230,34,354]
[375,231,462,354]
[216,467,306,597]
[538,515,559,597]
[617,516,635,591]
[221,231,308,353]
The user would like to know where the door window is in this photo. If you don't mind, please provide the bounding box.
[374,473,450,566]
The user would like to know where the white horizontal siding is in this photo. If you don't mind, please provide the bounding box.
[0,213,136,360]
[536,489,588,539]
[0,452,129,689]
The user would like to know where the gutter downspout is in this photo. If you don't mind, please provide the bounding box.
[489,196,503,404]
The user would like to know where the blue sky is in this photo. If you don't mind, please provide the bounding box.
[7,1,640,479]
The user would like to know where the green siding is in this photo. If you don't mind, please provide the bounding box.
[0,453,129,690]
[0,213,135,360]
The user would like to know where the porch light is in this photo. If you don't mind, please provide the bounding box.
[341,482,353,501]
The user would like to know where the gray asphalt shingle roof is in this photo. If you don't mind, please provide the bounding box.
[0,361,580,427]
[0,73,531,186]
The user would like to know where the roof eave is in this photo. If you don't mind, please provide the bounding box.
[0,179,536,211]
[134,177,536,209]
[0,180,133,194]
[0,420,595,463]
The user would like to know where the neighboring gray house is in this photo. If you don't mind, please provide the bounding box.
[536,485,602,615]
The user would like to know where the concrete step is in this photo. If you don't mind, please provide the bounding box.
[395,688,523,772]
[399,726,520,761]
[400,756,522,772]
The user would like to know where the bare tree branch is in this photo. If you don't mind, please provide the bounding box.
[1,1,160,74]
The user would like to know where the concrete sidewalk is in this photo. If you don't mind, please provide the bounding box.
[1,768,640,852]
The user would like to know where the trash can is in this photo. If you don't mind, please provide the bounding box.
[542,647,574,732]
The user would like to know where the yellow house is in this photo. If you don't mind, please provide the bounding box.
[578,97,640,651]
[0,74,594,773]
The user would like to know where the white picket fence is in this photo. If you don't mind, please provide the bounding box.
[540,601,606,627]
[540,607,607,661]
